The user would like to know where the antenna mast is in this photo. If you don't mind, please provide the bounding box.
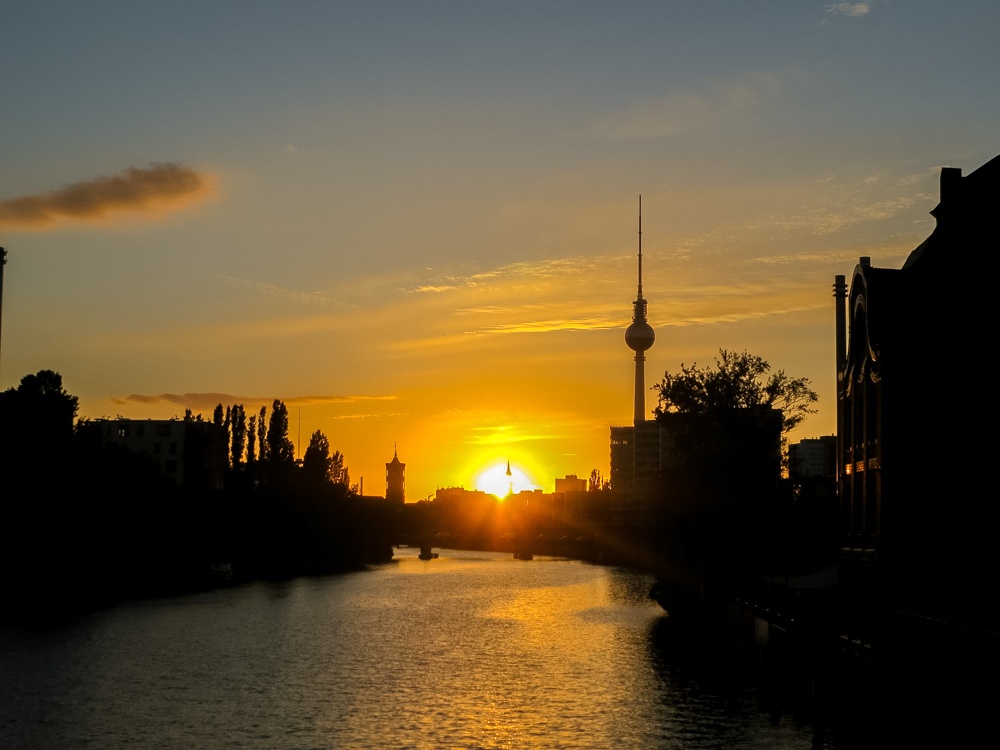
[637,196,643,298]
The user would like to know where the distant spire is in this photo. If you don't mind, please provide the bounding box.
[506,460,512,476]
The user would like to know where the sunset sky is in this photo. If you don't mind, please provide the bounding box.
[2,2,998,499]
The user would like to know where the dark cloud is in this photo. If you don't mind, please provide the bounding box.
[114,393,396,411]
[0,162,215,229]
[114,393,243,410]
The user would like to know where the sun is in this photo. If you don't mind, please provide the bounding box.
[475,462,538,499]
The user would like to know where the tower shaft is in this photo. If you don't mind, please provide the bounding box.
[633,350,646,425]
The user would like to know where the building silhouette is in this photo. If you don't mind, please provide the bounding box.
[385,446,405,504]
[554,474,586,493]
[91,417,226,489]
[835,154,998,671]
[788,435,837,480]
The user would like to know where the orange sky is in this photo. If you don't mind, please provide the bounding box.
[3,3,997,499]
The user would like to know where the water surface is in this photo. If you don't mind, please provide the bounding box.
[1,548,834,748]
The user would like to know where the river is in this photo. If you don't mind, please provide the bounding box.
[1,548,846,749]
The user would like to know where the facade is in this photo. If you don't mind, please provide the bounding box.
[788,435,837,480]
[433,486,489,504]
[94,418,226,489]
[385,447,405,504]
[609,421,665,494]
[835,155,998,661]
[554,474,586,493]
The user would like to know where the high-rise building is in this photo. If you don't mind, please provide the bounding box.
[788,435,837,480]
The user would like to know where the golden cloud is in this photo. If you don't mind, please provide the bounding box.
[0,162,216,229]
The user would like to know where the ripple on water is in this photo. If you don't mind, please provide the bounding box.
[1,548,838,749]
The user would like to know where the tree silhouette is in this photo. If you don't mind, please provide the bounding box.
[654,349,817,430]
[257,405,267,460]
[588,469,607,492]
[266,399,295,465]
[649,350,820,599]
[303,429,332,484]
[654,349,817,466]
[1,371,82,603]
[330,450,350,490]
[230,404,247,466]
[247,413,257,464]
[2,369,78,424]
[0,370,79,466]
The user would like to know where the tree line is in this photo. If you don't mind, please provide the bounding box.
[179,399,354,492]
[0,371,393,619]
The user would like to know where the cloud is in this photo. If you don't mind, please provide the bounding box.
[413,284,461,294]
[465,427,558,446]
[470,317,619,335]
[0,162,216,229]
[113,392,244,410]
[114,392,395,410]
[592,71,800,142]
[219,276,354,309]
[826,3,871,17]
[411,257,604,297]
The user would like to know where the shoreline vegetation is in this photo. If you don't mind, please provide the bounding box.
[0,372,398,620]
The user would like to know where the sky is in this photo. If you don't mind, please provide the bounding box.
[2,1,998,500]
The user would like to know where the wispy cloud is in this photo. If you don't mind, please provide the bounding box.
[826,3,871,18]
[330,411,408,421]
[468,317,619,335]
[413,257,600,293]
[219,276,354,309]
[114,392,395,410]
[465,427,557,446]
[414,284,461,294]
[0,163,216,230]
[592,71,800,141]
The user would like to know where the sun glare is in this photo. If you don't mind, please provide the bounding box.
[475,462,538,499]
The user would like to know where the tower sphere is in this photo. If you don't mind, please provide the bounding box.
[625,320,655,352]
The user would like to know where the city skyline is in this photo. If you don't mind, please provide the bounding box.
[2,2,998,498]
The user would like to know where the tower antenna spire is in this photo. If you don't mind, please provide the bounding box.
[624,195,655,424]
[638,195,643,299]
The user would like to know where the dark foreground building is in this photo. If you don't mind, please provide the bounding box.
[835,155,999,730]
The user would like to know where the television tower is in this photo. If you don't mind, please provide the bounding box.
[624,198,655,424]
